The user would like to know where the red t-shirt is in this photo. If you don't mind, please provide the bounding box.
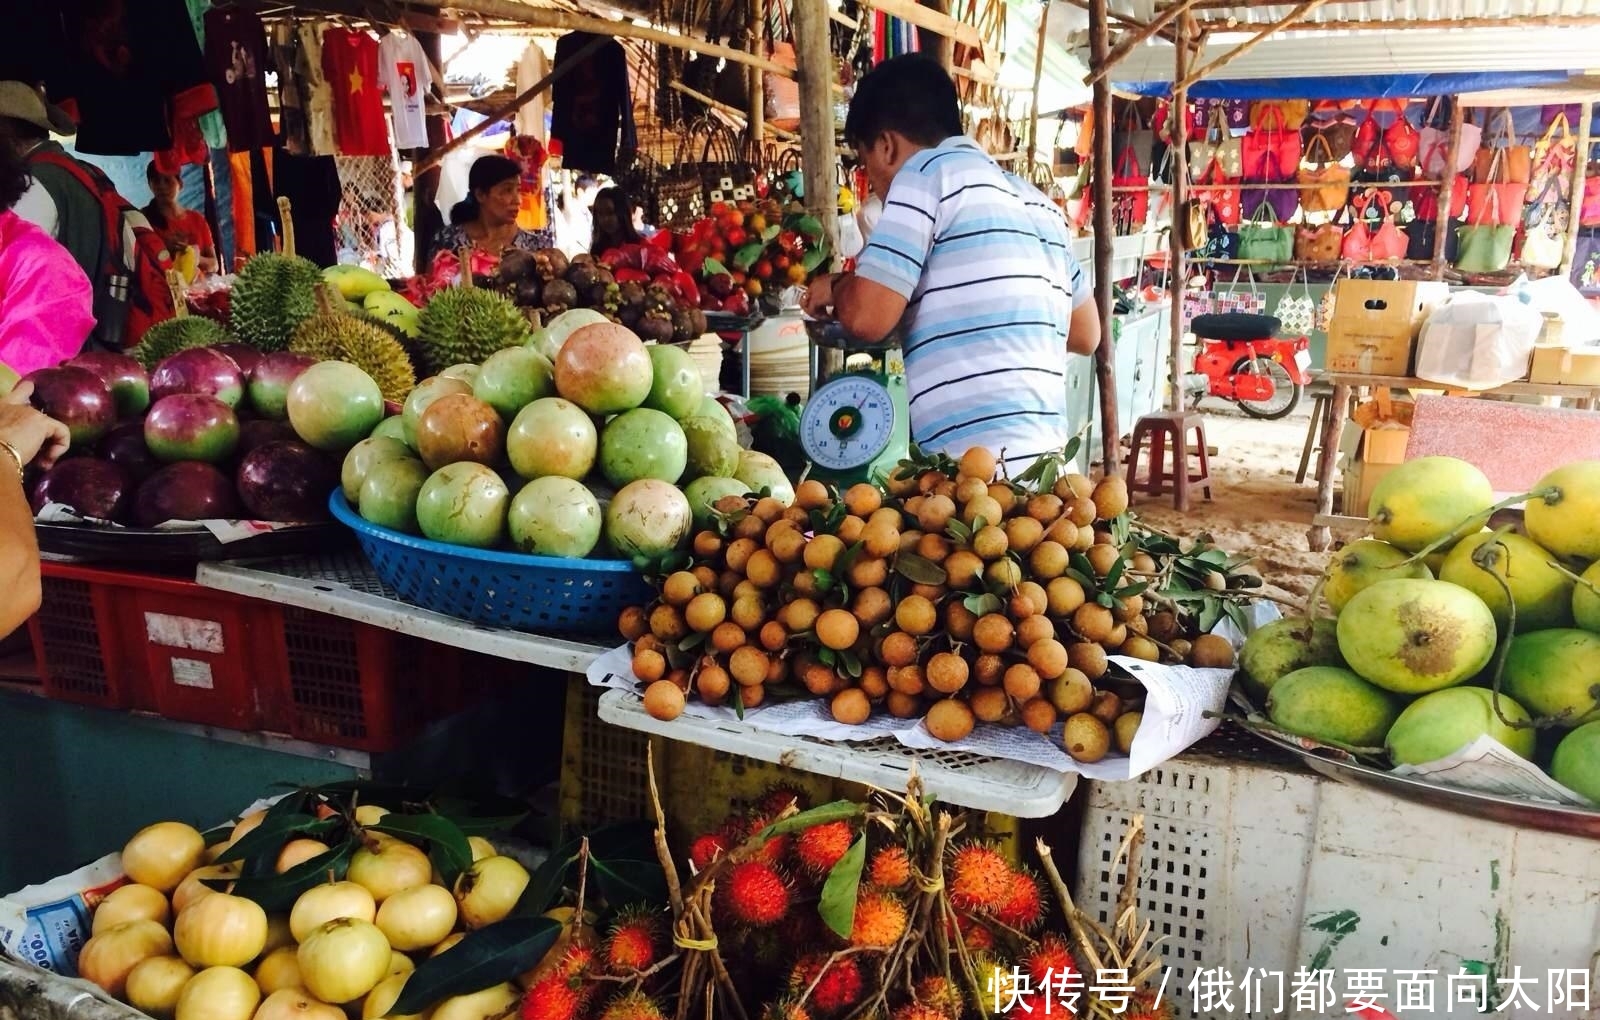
[321,28,390,156]
[145,207,215,256]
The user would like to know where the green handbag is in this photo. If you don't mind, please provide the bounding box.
[1456,223,1515,272]
[1238,203,1294,264]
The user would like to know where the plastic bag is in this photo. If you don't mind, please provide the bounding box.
[1414,292,1542,390]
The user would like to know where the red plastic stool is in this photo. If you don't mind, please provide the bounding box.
[1126,412,1212,511]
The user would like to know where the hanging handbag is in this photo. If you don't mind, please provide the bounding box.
[1529,111,1577,202]
[1242,158,1300,224]
[1418,96,1481,178]
[1474,110,1532,184]
[1250,100,1310,131]
[1371,214,1409,261]
[1521,203,1566,268]
[1191,97,1249,135]
[1383,113,1421,172]
[700,121,759,206]
[1582,171,1600,227]
[1466,149,1528,228]
[1204,221,1240,261]
[1294,217,1344,263]
[1298,134,1351,213]
[1178,199,1209,251]
[653,120,712,230]
[1456,222,1516,273]
[1192,156,1241,226]
[1406,216,1462,264]
[1273,269,1317,334]
[1189,107,1243,179]
[1111,142,1150,234]
[1301,119,1357,162]
[1238,200,1294,263]
[1342,208,1374,262]
[1351,106,1381,171]
[1241,105,1302,179]
[1570,229,1600,294]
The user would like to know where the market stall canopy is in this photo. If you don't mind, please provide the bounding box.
[999,0,1093,115]
[1075,0,1600,85]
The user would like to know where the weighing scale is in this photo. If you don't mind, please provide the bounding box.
[799,320,911,486]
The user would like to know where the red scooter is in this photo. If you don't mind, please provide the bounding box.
[1184,312,1312,419]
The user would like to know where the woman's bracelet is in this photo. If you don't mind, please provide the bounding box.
[0,441,23,484]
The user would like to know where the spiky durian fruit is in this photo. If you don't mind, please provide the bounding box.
[131,316,232,369]
[230,253,323,351]
[290,310,417,402]
[416,287,533,375]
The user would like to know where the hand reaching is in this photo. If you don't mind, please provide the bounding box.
[0,383,71,471]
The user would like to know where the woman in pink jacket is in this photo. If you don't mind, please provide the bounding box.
[0,121,94,376]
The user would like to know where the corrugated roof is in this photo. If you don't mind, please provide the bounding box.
[1110,0,1600,28]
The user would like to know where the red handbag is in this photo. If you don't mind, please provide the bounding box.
[1342,211,1373,262]
[1581,173,1600,227]
[1192,157,1241,226]
[1111,144,1150,233]
[1416,176,1470,221]
[1383,116,1420,171]
[1241,106,1301,179]
[1467,150,1528,227]
[1371,215,1409,261]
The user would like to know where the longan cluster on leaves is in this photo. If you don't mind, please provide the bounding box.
[618,446,1223,761]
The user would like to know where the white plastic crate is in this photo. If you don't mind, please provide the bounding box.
[1076,737,1600,1020]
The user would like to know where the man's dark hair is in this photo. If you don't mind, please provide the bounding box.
[0,121,27,211]
[843,55,963,149]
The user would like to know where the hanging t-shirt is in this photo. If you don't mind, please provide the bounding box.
[183,0,230,150]
[204,7,275,152]
[50,0,215,156]
[273,152,343,267]
[550,32,636,175]
[298,23,339,156]
[377,33,433,150]
[322,27,390,157]
[505,136,549,232]
[514,42,551,142]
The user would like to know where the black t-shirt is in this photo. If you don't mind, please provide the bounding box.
[550,32,637,175]
[204,7,275,152]
[52,0,213,155]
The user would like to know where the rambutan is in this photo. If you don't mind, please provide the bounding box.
[718,860,792,927]
[557,943,596,979]
[789,954,865,1015]
[1125,989,1175,1020]
[762,998,814,1020]
[868,845,912,890]
[1024,934,1077,986]
[596,990,667,1020]
[520,972,588,1020]
[945,912,995,953]
[973,957,1023,1018]
[793,821,854,876]
[757,785,811,817]
[890,1005,949,1020]
[688,831,728,871]
[849,889,909,948]
[994,868,1047,931]
[913,975,965,1019]
[948,843,1014,914]
[603,909,660,973]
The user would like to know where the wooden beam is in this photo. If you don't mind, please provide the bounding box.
[1090,0,1121,476]
[749,0,767,148]
[1175,0,1332,90]
[856,0,983,50]
[1192,13,1600,31]
[1431,98,1463,281]
[669,81,799,141]
[1084,0,1201,86]
[275,0,460,34]
[793,0,840,262]
[1563,102,1594,274]
[922,0,957,71]
[437,0,795,77]
[1059,0,1185,45]
[1168,14,1190,414]
[415,34,606,175]
[1028,0,1052,162]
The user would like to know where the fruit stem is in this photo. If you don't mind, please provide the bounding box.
[571,835,591,939]
[1397,487,1556,567]
[458,247,475,290]
[313,283,338,318]
[276,196,297,257]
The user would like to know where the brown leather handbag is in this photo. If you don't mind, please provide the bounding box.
[1297,134,1351,213]
[1295,219,1344,262]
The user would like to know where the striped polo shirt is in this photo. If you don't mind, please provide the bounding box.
[854,136,1091,471]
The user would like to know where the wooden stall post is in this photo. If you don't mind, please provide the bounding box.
[1089,0,1121,475]
[1564,102,1595,273]
[749,0,767,147]
[1431,97,1464,280]
[1168,15,1190,413]
[922,0,957,71]
[794,0,841,256]
[1027,0,1052,165]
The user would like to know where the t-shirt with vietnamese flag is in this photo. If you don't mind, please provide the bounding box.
[377,32,433,150]
[322,27,390,156]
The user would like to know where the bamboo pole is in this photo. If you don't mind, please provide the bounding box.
[1090,0,1121,476]
[670,81,799,141]
[1083,0,1202,86]
[414,34,607,175]
[749,0,767,148]
[1431,98,1464,281]
[1027,0,1051,165]
[1174,0,1333,91]
[1168,15,1190,414]
[1563,102,1594,275]
[793,0,840,260]
[858,0,983,49]
[1193,13,1600,31]
[922,0,956,71]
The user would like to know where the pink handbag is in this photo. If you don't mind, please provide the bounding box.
[1370,216,1409,261]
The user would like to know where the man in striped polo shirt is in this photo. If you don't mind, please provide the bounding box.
[803,56,1100,473]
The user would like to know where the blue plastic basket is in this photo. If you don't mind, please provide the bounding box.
[329,492,649,634]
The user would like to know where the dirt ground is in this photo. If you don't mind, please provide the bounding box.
[1121,400,1331,608]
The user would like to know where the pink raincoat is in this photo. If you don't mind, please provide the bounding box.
[0,211,95,375]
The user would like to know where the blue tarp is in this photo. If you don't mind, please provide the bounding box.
[1115,70,1574,100]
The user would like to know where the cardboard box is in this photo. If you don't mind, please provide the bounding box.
[1335,422,1410,514]
[1325,280,1447,377]
[1342,460,1400,516]
[1529,346,1571,384]
[1362,425,1411,464]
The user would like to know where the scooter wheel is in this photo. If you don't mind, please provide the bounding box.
[1233,357,1303,420]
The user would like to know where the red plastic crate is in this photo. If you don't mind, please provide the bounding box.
[29,563,493,751]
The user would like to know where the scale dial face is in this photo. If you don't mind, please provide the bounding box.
[800,375,897,471]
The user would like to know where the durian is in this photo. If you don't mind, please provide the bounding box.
[416,286,534,376]
[230,253,323,352]
[131,316,232,369]
[290,289,417,402]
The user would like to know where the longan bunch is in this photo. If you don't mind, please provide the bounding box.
[617,445,1228,760]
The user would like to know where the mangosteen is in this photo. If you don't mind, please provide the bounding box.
[591,266,615,288]
[515,277,544,306]
[636,315,674,344]
[671,307,698,342]
[707,272,735,299]
[531,247,569,282]
[471,273,498,289]
[619,281,647,309]
[643,284,674,317]
[542,278,579,312]
[689,308,709,335]
[569,253,596,269]
[589,281,623,313]
[619,304,644,330]
[498,249,537,284]
[568,263,602,291]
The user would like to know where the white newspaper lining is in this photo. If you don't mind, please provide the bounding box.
[36,501,302,543]
[1390,734,1593,807]
[585,643,1235,781]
